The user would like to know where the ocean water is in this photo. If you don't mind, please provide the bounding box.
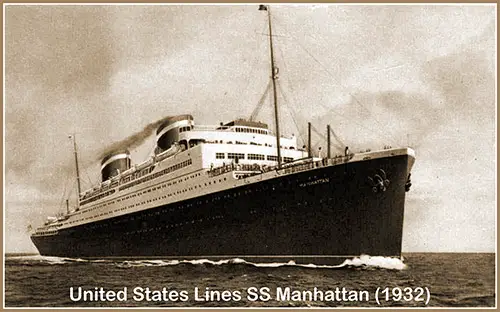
[4,253,495,307]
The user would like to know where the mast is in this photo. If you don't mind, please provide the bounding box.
[327,124,331,158]
[70,134,81,210]
[307,122,312,158]
[260,4,281,168]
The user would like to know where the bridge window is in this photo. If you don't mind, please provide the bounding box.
[179,126,192,133]
[216,153,225,159]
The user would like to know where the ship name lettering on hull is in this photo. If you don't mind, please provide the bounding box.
[299,177,330,188]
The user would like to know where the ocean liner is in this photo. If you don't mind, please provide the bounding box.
[30,5,415,265]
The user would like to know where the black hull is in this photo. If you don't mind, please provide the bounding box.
[31,155,411,265]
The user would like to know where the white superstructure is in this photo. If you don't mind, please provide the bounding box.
[33,117,309,236]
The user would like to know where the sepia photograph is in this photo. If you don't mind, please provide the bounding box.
[4,3,496,308]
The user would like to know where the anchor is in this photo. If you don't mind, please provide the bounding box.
[367,169,390,193]
[405,173,412,192]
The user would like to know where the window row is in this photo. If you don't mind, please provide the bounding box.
[215,153,294,163]
[79,159,192,207]
[80,189,116,206]
[119,159,193,191]
[179,126,192,133]
[70,172,226,225]
[235,127,267,134]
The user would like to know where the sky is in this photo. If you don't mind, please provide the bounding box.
[4,4,496,253]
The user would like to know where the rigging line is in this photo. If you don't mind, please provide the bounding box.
[311,138,340,154]
[312,130,329,149]
[64,179,75,212]
[250,80,272,121]
[313,98,397,147]
[276,79,306,147]
[310,123,344,151]
[312,139,326,151]
[309,116,345,149]
[239,42,267,111]
[274,38,307,148]
[330,127,346,149]
[267,78,277,135]
[93,169,103,187]
[84,169,94,189]
[271,17,399,147]
[58,149,76,212]
[302,28,406,98]
[224,20,269,115]
[310,125,343,152]
[58,171,70,212]
[312,136,343,153]
[274,25,329,150]
[275,34,352,151]
[295,40,398,147]
[82,163,101,190]
[74,149,92,191]
[310,122,346,148]
[272,27,399,146]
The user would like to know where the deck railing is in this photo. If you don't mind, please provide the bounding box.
[208,153,355,178]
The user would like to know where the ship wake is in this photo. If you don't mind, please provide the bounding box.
[6,254,406,270]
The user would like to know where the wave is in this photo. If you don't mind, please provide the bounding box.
[6,254,90,265]
[6,254,406,270]
[341,255,407,270]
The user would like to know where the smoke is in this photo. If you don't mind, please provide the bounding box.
[96,116,173,161]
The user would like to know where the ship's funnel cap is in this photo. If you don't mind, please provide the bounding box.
[156,114,194,135]
[101,149,131,166]
[100,149,131,181]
